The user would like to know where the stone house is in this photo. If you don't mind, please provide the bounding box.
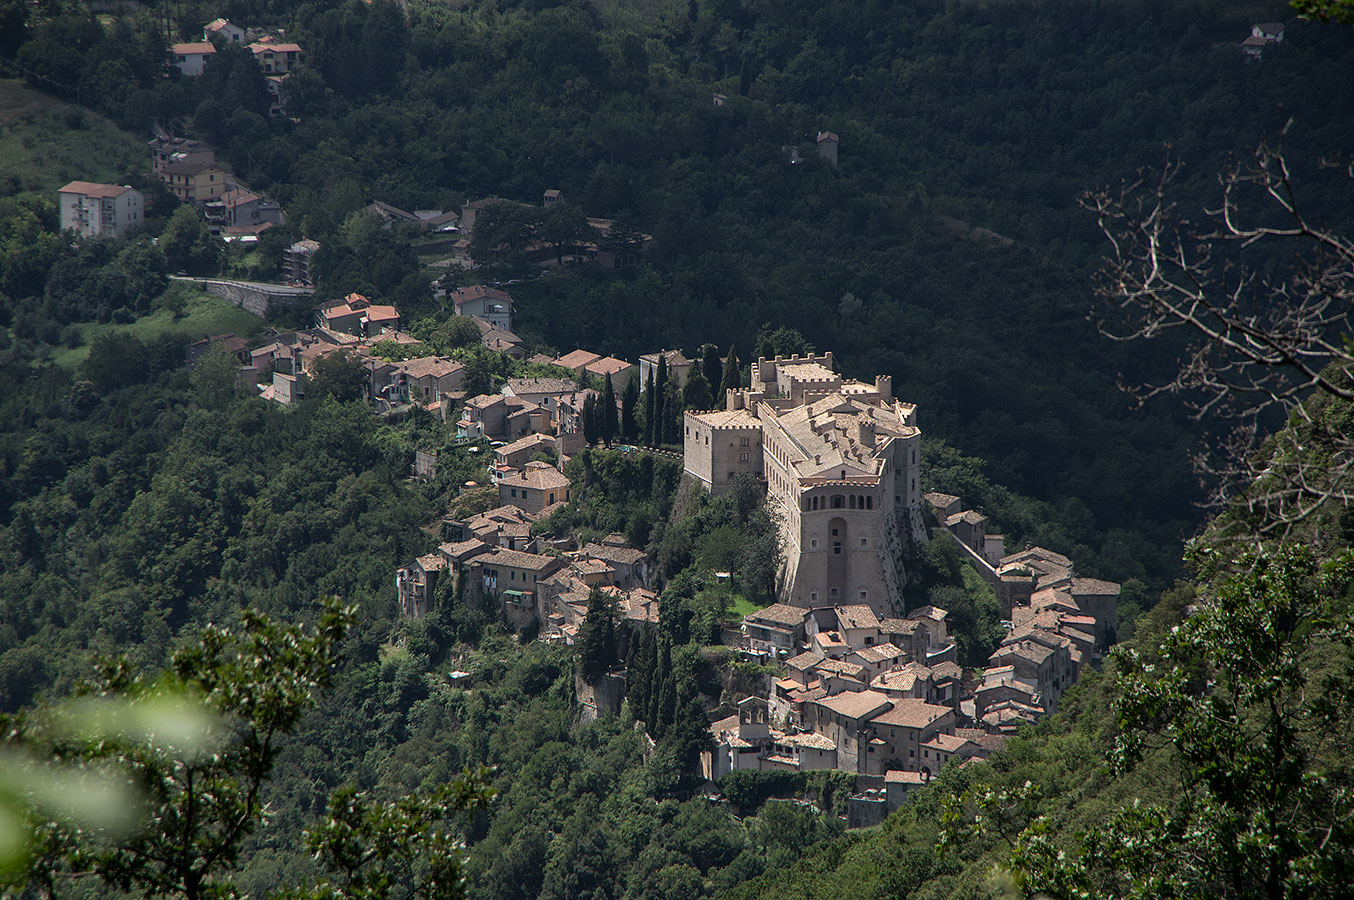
[466,547,565,629]
[804,690,893,774]
[866,698,955,775]
[395,553,445,619]
[554,349,602,376]
[741,603,807,654]
[498,461,570,514]
[638,349,692,390]
[585,356,636,393]
[492,433,557,480]
[579,541,648,589]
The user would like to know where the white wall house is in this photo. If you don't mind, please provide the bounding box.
[58,182,144,239]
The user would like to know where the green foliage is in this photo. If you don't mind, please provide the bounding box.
[161,206,223,277]
[8,598,356,900]
[575,587,618,682]
[998,547,1354,900]
[308,350,369,403]
[278,774,496,900]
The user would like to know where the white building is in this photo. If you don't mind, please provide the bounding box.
[684,352,924,617]
[57,182,144,239]
[171,42,216,76]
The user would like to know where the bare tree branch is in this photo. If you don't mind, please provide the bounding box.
[1084,142,1354,539]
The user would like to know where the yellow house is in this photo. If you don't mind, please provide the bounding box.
[159,159,227,204]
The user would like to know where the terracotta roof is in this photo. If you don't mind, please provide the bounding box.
[59,181,135,199]
[869,698,951,730]
[885,769,926,784]
[452,285,513,306]
[906,606,948,622]
[1070,577,1121,596]
[815,690,891,721]
[173,42,216,55]
[399,356,461,379]
[782,731,836,751]
[834,605,881,630]
[744,603,808,628]
[585,356,632,376]
[851,642,906,664]
[505,378,575,396]
[785,651,822,671]
[504,462,569,492]
[472,547,563,573]
[579,542,645,565]
[813,657,867,680]
[946,509,986,526]
[556,349,602,370]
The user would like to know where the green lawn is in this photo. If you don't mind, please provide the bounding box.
[0,79,147,197]
[728,593,765,620]
[49,285,267,369]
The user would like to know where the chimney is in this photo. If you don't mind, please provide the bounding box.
[875,374,892,399]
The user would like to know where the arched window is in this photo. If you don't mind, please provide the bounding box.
[849,496,856,509]
[866,496,873,509]
[832,495,844,509]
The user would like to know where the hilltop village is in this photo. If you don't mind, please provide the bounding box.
[61,100,1121,829]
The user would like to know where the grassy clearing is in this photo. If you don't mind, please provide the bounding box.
[0,79,147,197]
[48,284,266,369]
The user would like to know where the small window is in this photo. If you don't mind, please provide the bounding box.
[810,539,818,550]
[810,591,818,602]
[864,633,872,643]
[830,587,839,597]
[833,542,841,555]
[831,527,839,536]
[860,591,868,601]
[739,452,749,461]
[860,538,867,547]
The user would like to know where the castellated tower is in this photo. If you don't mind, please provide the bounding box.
[683,353,923,617]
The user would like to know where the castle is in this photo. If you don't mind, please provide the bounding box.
[683,353,925,616]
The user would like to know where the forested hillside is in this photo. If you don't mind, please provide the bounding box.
[1,0,1353,897]
[7,0,1354,590]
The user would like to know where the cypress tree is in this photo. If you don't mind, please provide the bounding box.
[682,368,712,412]
[643,370,656,445]
[654,356,667,445]
[621,375,639,440]
[601,377,618,446]
[701,344,722,407]
[582,393,598,445]
[720,345,740,400]
[662,380,680,444]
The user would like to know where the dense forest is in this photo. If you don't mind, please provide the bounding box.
[1,0,1353,897]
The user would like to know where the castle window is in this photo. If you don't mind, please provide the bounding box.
[831,528,839,536]
[832,496,843,508]
[833,542,841,555]
[830,587,839,597]
[849,496,856,509]
[866,497,873,509]
[860,538,867,547]
[810,591,818,602]
[740,452,749,461]
[810,539,818,550]
[740,436,749,447]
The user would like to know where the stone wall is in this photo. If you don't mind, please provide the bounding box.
[201,279,313,318]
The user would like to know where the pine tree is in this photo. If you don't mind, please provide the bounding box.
[601,377,618,446]
[720,345,740,401]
